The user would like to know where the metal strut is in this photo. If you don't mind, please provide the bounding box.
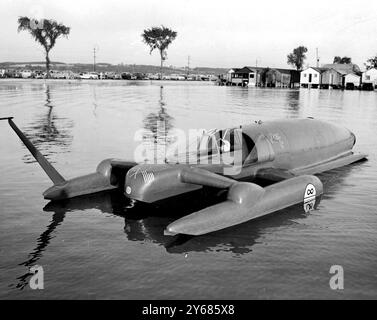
[0,117,66,185]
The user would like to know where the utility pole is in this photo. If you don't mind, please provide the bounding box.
[93,47,96,72]
[316,48,320,68]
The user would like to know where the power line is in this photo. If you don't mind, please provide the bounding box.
[93,48,95,71]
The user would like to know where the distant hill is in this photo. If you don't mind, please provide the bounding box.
[193,67,228,74]
[0,61,66,66]
[0,61,228,75]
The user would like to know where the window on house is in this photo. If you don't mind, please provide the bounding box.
[314,74,318,78]
[250,74,254,79]
[366,76,371,80]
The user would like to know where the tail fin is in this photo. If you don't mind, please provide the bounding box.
[1,117,66,185]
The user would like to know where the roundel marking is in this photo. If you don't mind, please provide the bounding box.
[304,183,316,213]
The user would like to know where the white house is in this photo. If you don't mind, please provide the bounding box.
[362,68,377,88]
[343,73,361,89]
[300,67,326,88]
[226,68,238,84]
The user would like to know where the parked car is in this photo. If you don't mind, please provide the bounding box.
[34,70,45,79]
[104,72,115,79]
[14,71,23,78]
[20,70,33,78]
[170,74,186,80]
[4,70,17,78]
[80,72,99,79]
[71,73,82,79]
[132,72,147,80]
[148,74,160,80]
[49,70,66,79]
[121,72,132,80]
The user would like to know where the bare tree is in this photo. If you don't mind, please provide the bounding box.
[142,26,177,79]
[17,17,70,78]
[287,46,308,71]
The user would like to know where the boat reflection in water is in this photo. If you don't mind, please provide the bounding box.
[12,159,365,289]
[17,165,367,289]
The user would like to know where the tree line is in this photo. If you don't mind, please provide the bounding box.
[287,45,377,71]
[16,16,377,78]
[17,17,177,79]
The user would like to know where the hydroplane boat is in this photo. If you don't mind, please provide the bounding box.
[0,117,367,236]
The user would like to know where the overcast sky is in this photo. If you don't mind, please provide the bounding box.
[1,0,377,69]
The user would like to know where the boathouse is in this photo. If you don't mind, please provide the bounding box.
[321,68,344,89]
[344,73,361,90]
[300,67,327,88]
[290,70,301,88]
[264,68,292,88]
[229,66,264,86]
[362,68,377,90]
[226,68,240,84]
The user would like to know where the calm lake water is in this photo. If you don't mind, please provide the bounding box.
[0,79,376,299]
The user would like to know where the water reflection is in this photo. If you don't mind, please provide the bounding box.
[11,210,66,290]
[0,84,21,91]
[39,186,322,256]
[142,86,175,162]
[11,161,363,289]
[92,85,98,117]
[22,85,74,163]
[285,90,300,111]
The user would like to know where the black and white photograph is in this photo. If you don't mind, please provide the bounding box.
[0,0,376,305]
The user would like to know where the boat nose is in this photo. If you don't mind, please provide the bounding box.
[124,164,202,203]
[125,165,156,202]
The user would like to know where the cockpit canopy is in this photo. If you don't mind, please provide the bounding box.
[166,127,257,164]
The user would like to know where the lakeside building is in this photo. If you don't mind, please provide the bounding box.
[263,68,300,88]
[224,66,300,88]
[300,67,327,88]
[321,68,345,89]
[344,73,361,89]
[362,68,377,90]
[225,68,240,84]
[227,66,264,86]
[300,63,366,90]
